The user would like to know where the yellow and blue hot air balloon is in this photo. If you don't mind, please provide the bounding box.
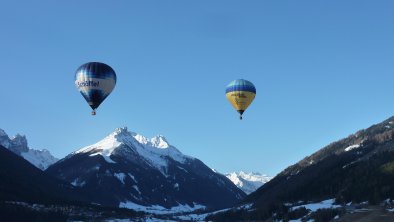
[226,79,256,120]
[75,62,117,115]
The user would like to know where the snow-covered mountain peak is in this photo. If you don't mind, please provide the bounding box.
[77,128,171,153]
[151,135,169,149]
[237,171,269,181]
[75,127,190,172]
[114,126,128,134]
[106,128,171,149]
[48,129,247,212]
[0,128,58,170]
[75,129,126,156]
[112,127,139,139]
[226,171,272,194]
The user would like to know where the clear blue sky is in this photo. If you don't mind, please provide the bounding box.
[1,1,394,176]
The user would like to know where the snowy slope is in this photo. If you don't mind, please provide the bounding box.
[0,128,58,170]
[226,171,272,194]
[73,127,191,175]
[21,149,59,170]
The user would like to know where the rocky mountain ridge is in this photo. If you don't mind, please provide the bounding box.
[46,127,246,212]
[0,129,58,170]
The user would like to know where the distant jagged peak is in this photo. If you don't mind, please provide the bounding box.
[114,126,128,134]
[151,135,169,149]
[0,128,58,170]
[226,171,272,194]
[238,171,261,176]
[10,134,28,146]
[227,171,272,182]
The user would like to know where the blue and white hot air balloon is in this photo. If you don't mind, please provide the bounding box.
[75,62,117,115]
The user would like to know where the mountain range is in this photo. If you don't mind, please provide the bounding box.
[0,127,267,197]
[46,127,246,211]
[225,171,271,194]
[0,129,58,170]
[209,116,394,221]
[14,115,394,222]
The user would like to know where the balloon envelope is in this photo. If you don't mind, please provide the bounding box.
[75,62,117,111]
[225,79,256,119]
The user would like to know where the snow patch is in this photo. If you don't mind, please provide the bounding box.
[119,201,206,214]
[291,199,341,212]
[128,173,137,183]
[238,203,254,210]
[89,152,116,163]
[344,144,361,152]
[114,173,126,184]
[71,178,86,187]
[132,185,141,195]
[176,206,233,221]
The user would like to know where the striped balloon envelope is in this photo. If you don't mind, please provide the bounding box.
[75,62,117,115]
[225,79,256,120]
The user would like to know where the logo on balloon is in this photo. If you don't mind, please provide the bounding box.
[231,93,247,98]
[77,81,100,88]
